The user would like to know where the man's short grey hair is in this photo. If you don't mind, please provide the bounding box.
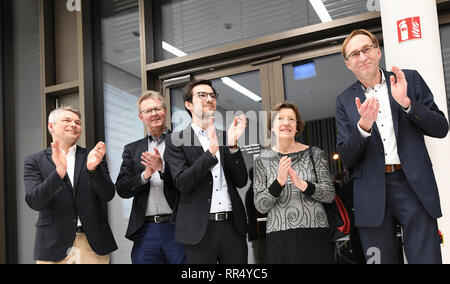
[48,105,81,124]
[137,91,166,112]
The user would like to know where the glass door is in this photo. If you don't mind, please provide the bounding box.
[164,63,274,166]
[277,45,386,176]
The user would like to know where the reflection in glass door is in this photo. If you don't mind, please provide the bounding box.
[281,49,386,176]
[170,70,264,148]
[101,0,142,264]
[169,70,267,163]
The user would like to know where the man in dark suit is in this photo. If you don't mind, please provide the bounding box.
[336,29,449,264]
[24,106,117,264]
[116,91,186,264]
[164,79,249,264]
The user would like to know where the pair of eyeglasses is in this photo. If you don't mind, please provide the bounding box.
[346,44,377,61]
[277,117,298,124]
[140,107,165,115]
[194,92,219,101]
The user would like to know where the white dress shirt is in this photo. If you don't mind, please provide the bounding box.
[357,70,410,165]
[141,131,173,216]
[65,144,77,189]
[63,144,81,226]
[191,123,233,213]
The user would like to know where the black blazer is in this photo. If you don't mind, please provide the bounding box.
[164,127,249,245]
[115,136,179,240]
[23,146,118,261]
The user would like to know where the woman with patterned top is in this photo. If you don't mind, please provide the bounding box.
[254,101,335,264]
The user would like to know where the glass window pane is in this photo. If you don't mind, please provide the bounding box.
[282,49,385,174]
[101,0,141,264]
[170,71,263,148]
[170,87,191,131]
[158,0,371,61]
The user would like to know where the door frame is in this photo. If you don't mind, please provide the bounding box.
[0,0,6,265]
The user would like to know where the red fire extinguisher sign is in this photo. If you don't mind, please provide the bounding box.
[397,16,422,43]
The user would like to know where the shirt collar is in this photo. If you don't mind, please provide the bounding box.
[191,123,207,137]
[67,144,77,156]
[148,128,169,143]
[361,68,386,91]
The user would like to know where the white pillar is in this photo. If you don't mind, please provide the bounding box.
[380,0,450,263]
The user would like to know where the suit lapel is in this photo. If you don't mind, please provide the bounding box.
[136,136,149,171]
[46,147,55,167]
[188,126,206,156]
[73,146,85,192]
[354,81,366,106]
[352,82,382,139]
[383,69,400,139]
[46,147,75,196]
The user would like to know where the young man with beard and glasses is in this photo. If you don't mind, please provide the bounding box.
[24,106,117,264]
[116,91,186,264]
[164,79,249,264]
[336,29,449,264]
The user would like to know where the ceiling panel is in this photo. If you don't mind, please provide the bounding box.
[162,0,369,57]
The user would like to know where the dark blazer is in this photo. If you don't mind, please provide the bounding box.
[115,135,179,240]
[164,126,249,245]
[336,69,449,227]
[23,146,118,261]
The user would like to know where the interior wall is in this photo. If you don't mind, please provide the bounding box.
[2,0,18,264]
[0,0,6,265]
[13,0,42,264]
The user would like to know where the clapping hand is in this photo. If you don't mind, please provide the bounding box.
[87,142,106,171]
[141,147,163,180]
[390,66,410,109]
[288,167,308,192]
[277,156,291,187]
[206,116,219,156]
[355,97,379,132]
[227,114,247,146]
